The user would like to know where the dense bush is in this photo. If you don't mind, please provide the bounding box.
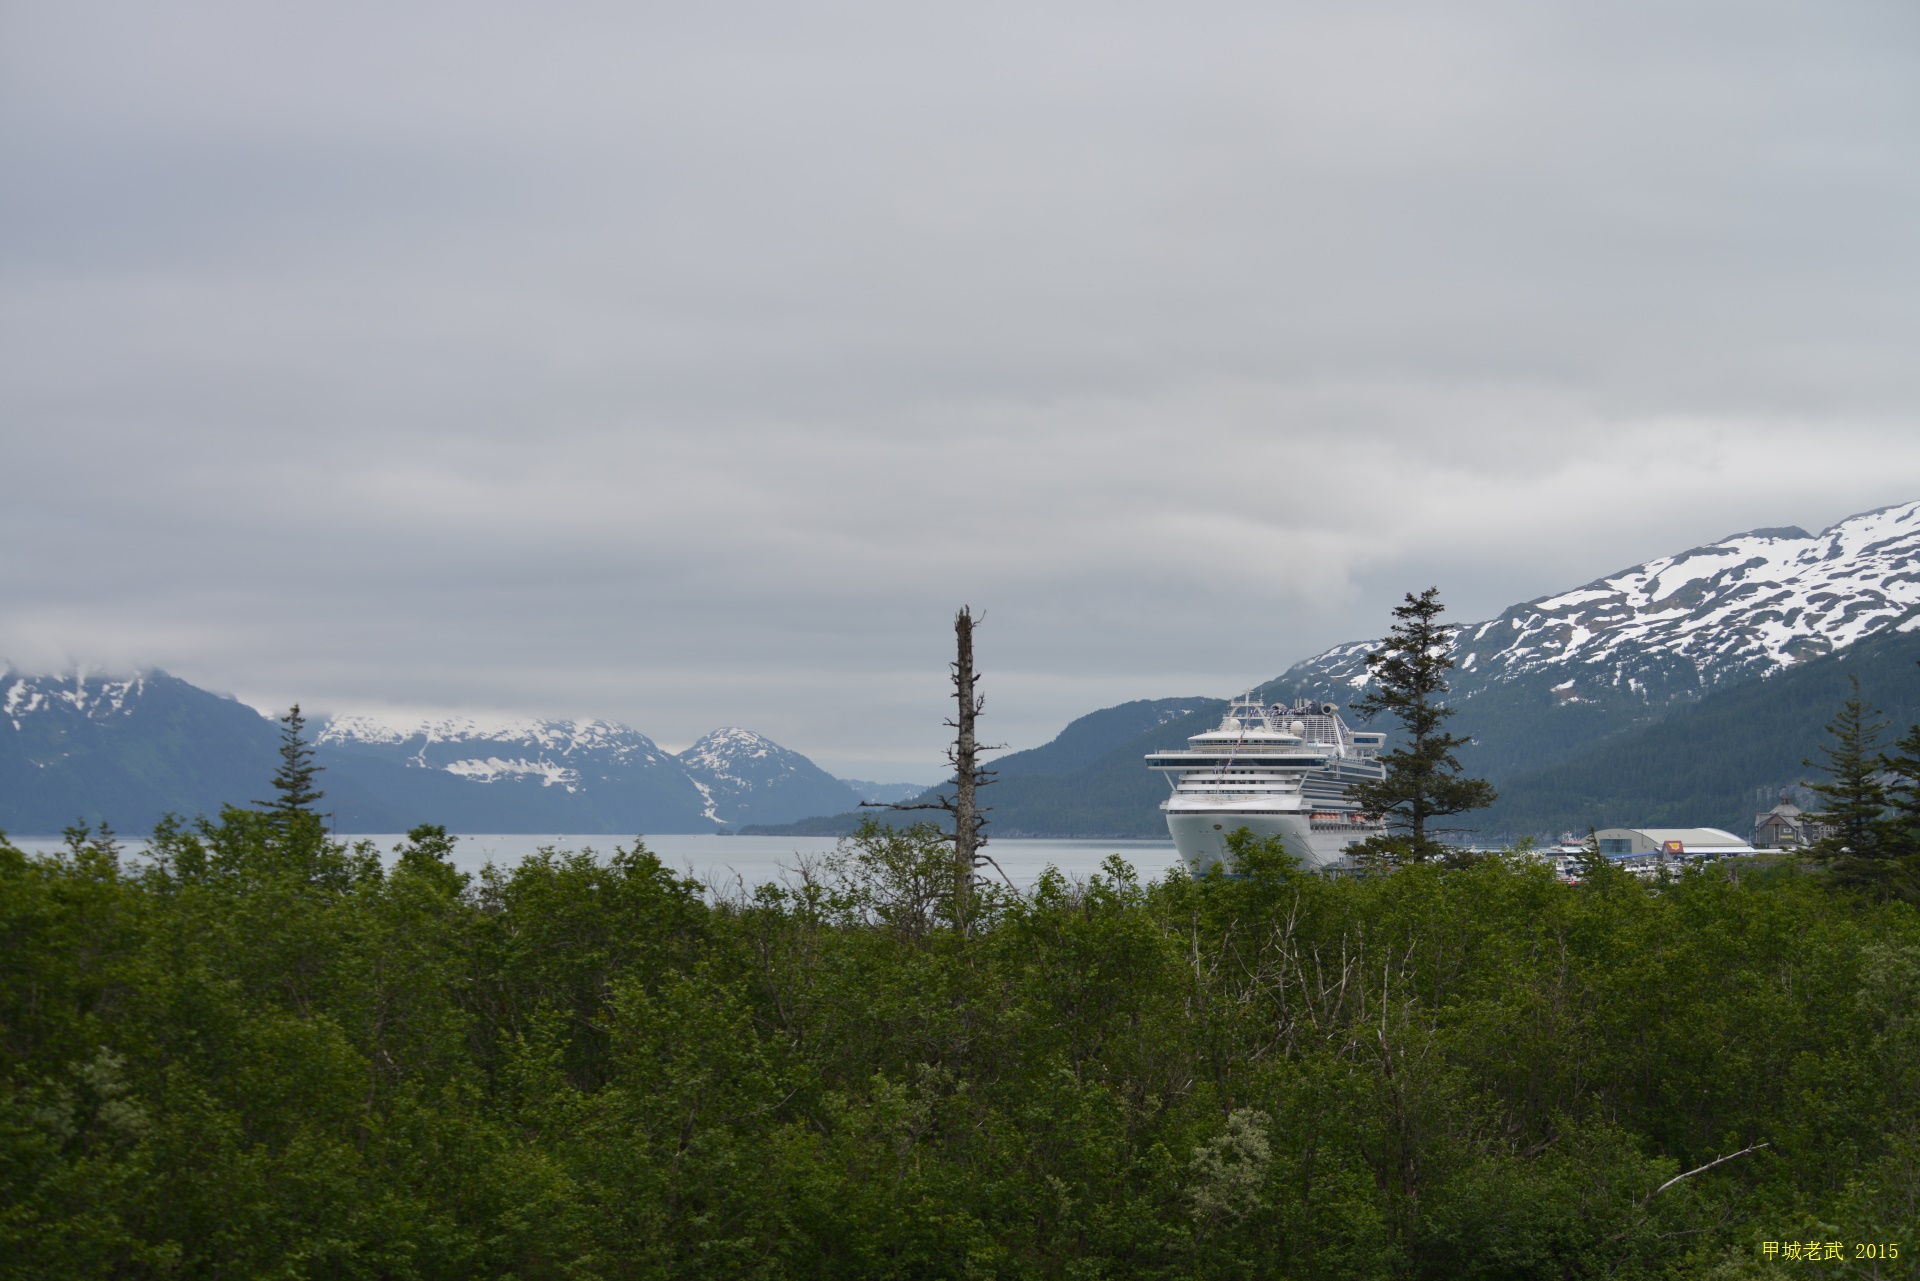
[3,813,1917,1278]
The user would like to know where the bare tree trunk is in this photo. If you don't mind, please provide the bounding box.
[859,605,998,932]
[951,607,982,910]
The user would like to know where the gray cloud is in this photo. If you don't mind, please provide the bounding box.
[3,0,1918,778]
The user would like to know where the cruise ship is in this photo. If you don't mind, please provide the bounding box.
[1147,695,1388,873]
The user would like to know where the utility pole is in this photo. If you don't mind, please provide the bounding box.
[862,606,1000,925]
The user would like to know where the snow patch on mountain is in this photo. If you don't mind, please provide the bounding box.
[4,671,149,730]
[441,758,581,790]
[688,778,721,823]
[4,679,45,728]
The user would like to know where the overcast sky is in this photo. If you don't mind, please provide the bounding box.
[3,1,1918,779]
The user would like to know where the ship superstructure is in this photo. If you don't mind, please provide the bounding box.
[1146,695,1387,873]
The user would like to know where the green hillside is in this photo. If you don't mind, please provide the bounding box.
[1477,627,1920,838]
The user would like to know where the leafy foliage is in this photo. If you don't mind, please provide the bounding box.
[3,809,1920,1277]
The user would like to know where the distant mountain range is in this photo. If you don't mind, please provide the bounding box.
[0,678,876,835]
[8,502,1918,843]
[750,502,1920,840]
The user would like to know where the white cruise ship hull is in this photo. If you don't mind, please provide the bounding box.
[1165,805,1374,874]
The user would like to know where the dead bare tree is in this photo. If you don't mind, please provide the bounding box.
[861,606,1004,923]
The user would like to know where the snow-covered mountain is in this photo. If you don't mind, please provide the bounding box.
[1,669,284,834]
[0,672,864,835]
[1268,500,1920,778]
[675,727,863,826]
[316,713,870,831]
[310,709,717,832]
[1292,502,1920,694]
[311,714,862,830]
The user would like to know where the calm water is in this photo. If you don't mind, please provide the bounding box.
[9,832,1185,892]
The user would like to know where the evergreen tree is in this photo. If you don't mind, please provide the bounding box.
[257,703,325,822]
[1802,676,1894,897]
[1348,587,1497,865]
[1576,825,1608,881]
[1877,706,1920,888]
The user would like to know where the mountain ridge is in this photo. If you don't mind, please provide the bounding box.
[1262,500,1920,780]
[0,672,882,835]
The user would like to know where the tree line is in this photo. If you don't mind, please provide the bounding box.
[9,808,1920,1275]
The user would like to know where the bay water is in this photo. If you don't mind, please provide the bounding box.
[8,832,1185,893]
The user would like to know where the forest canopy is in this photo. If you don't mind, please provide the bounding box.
[3,807,1918,1279]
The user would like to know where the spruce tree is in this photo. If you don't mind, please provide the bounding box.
[258,703,326,822]
[1576,825,1608,881]
[1876,714,1920,892]
[1348,587,1497,865]
[1802,676,1894,897]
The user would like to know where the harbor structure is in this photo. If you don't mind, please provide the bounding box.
[1752,789,1831,850]
[1590,826,1759,876]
